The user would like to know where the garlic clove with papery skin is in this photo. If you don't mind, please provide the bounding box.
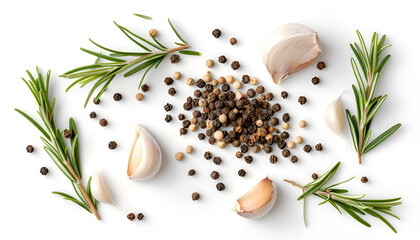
[262,23,321,84]
[91,171,114,205]
[325,96,345,137]
[234,177,277,219]
[127,124,162,180]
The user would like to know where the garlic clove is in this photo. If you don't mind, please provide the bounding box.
[127,124,162,180]
[234,177,277,219]
[91,170,114,205]
[262,23,321,84]
[325,96,345,137]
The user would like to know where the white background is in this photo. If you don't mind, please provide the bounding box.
[0,0,419,239]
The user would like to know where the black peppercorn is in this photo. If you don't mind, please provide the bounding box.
[247,88,256,98]
[137,213,144,221]
[281,91,288,99]
[63,129,73,139]
[291,155,298,163]
[256,85,265,94]
[168,87,176,96]
[230,37,237,45]
[212,29,221,38]
[317,61,326,70]
[240,145,249,153]
[40,167,49,175]
[208,137,216,145]
[303,145,312,153]
[264,145,273,153]
[272,103,281,112]
[269,155,278,164]
[242,75,250,84]
[238,169,246,177]
[216,182,225,191]
[165,114,172,123]
[93,97,100,105]
[210,171,220,180]
[312,76,320,85]
[282,113,290,122]
[141,84,150,92]
[231,61,240,70]
[183,102,192,111]
[26,145,34,153]
[196,79,206,88]
[315,143,323,151]
[108,141,117,150]
[361,176,369,183]
[180,128,187,136]
[213,157,222,165]
[99,118,108,127]
[270,117,279,126]
[164,103,173,112]
[182,120,191,128]
[192,192,200,201]
[188,169,196,176]
[218,55,227,63]
[198,133,206,140]
[127,213,135,221]
[278,140,286,149]
[282,149,290,158]
[89,111,97,119]
[113,93,122,101]
[221,84,230,92]
[164,77,174,85]
[312,173,318,180]
[266,92,274,101]
[170,54,180,64]
[244,155,253,164]
[204,151,213,160]
[280,132,289,140]
[298,96,307,105]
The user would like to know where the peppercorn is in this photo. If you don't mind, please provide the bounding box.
[266,92,274,101]
[196,79,206,88]
[232,140,240,148]
[178,114,185,121]
[282,113,290,122]
[252,145,260,153]
[93,97,100,105]
[212,29,221,38]
[26,145,34,153]
[247,89,256,98]
[271,103,281,113]
[188,169,196,176]
[230,37,237,45]
[235,151,243,158]
[280,91,288,99]
[298,96,307,105]
[233,80,242,90]
[218,55,227,63]
[231,61,240,70]
[280,132,289,140]
[89,111,97,119]
[62,129,73,139]
[173,71,182,80]
[238,169,246,177]
[165,114,172,123]
[170,54,180,64]
[242,75,250,84]
[299,120,307,128]
[99,118,108,127]
[295,136,303,144]
[210,171,220,180]
[264,145,273,153]
[361,176,369,183]
[269,117,279,126]
[317,61,326,70]
[244,155,253,164]
[240,145,249,153]
[269,155,278,164]
[164,103,173,112]
[149,28,158,37]
[278,140,286,149]
[291,155,298,163]
[141,84,150,92]
[282,149,290,158]
[315,143,323,151]
[175,152,184,161]
[112,93,122,102]
[40,167,49,175]
[135,93,144,101]
[182,120,190,128]
[137,213,144,221]
[108,141,117,150]
[180,128,187,135]
[204,151,212,160]
[311,76,320,85]
[256,85,265,94]
[312,173,318,180]
[185,145,194,154]
[302,144,312,153]
[213,157,222,165]
[127,213,135,221]
[192,192,200,201]
[216,182,225,191]
[186,78,195,86]
[195,133,204,141]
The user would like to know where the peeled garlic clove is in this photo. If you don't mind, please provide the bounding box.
[91,171,114,205]
[262,23,322,84]
[234,177,276,219]
[325,97,345,137]
[127,124,162,180]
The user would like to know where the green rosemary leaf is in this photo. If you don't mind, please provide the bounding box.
[356,30,370,70]
[350,44,368,79]
[323,177,355,189]
[133,13,152,20]
[375,209,400,220]
[63,197,92,213]
[351,58,366,94]
[62,64,112,75]
[109,52,150,57]
[80,48,125,63]
[174,42,186,46]
[71,182,89,206]
[45,70,51,96]
[43,146,75,182]
[123,54,163,77]
[377,35,386,50]
[93,75,116,103]
[351,85,362,121]
[358,197,401,203]
[149,34,168,49]
[138,62,157,88]
[336,201,371,228]
[64,68,115,79]
[65,76,89,92]
[346,110,359,152]
[83,73,115,108]
[15,109,50,141]
[376,55,391,73]
[369,33,378,73]
[353,43,369,79]
[361,130,372,153]
[117,25,166,51]
[179,50,201,56]
[80,74,107,88]
[89,38,149,55]
[154,55,166,69]
[362,123,401,154]
[331,192,365,200]
[328,189,349,193]
[168,19,187,44]
[365,95,387,127]
[314,193,342,214]
[86,176,98,208]
[378,44,392,55]
[364,209,397,233]
[113,21,151,52]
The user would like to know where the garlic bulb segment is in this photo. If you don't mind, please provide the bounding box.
[262,23,322,84]
[234,177,277,219]
[325,97,345,137]
[127,124,162,180]
[91,171,114,205]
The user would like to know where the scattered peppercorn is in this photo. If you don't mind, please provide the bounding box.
[188,169,196,176]
[198,133,206,140]
[93,97,100,105]
[299,120,307,128]
[164,103,173,112]
[210,171,220,180]
[170,54,180,64]
[137,213,144,221]
[218,55,227,63]
[256,85,265,94]
[135,93,144,101]
[127,213,135,221]
[178,113,185,121]
[99,118,108,127]
[149,28,158,37]
[312,76,320,85]
[168,87,176,96]
[216,182,225,191]
[213,157,222,165]
[244,155,253,164]
[361,176,368,183]
[165,114,172,123]
[282,113,290,122]
[63,129,73,139]
[175,152,184,161]
[230,37,237,45]
[186,78,195,86]
[141,84,150,92]
[281,91,288,99]
[235,151,243,158]
[269,155,278,164]
[113,93,122,101]
[108,141,117,150]
[317,61,326,70]
[204,151,212,160]
[185,145,194,154]
[212,29,221,38]
[298,96,307,105]
[89,111,97,119]
[192,192,200,201]
[173,72,182,80]
[180,128,187,136]
[315,143,323,151]
[40,167,49,175]
[291,155,298,163]
[272,103,281,112]
[231,61,240,70]
[312,173,318,180]
[238,169,246,177]
[303,145,312,153]
[242,75,250,84]
[26,145,34,153]
[164,77,174,85]
[282,149,290,158]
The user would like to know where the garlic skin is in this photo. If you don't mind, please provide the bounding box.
[127,124,162,180]
[262,23,322,84]
[234,177,277,219]
[325,97,345,137]
[91,171,114,205]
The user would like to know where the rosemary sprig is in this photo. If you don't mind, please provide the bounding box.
[15,68,100,220]
[347,30,401,164]
[60,16,200,108]
[285,162,401,233]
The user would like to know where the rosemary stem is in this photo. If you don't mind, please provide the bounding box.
[283,179,334,200]
[65,160,100,220]
[125,44,189,65]
[357,72,373,164]
[168,44,189,53]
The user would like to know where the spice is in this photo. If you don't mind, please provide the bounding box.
[240,145,249,153]
[192,192,200,201]
[141,84,150,92]
[256,85,265,94]
[188,169,196,176]
[317,61,326,70]
[168,87,176,96]
[282,113,290,122]
[99,118,108,127]
[149,28,158,37]
[315,143,323,151]
[250,77,258,85]
[272,103,281,112]
[230,37,237,45]
[180,128,187,135]
[291,155,298,163]
[252,145,260,153]
[281,91,288,99]
[108,141,117,150]
[89,111,97,118]
[170,54,180,64]
[93,97,100,105]
[282,149,290,158]
[189,124,197,132]
[197,133,205,140]
[127,213,135,221]
[278,140,286,149]
[26,145,34,153]
[178,113,185,121]
[216,182,225,191]
[137,213,144,221]
[175,152,184,161]
[113,93,122,101]
[244,155,253,164]
[235,151,243,158]
[312,173,318,180]
[361,176,369,183]
[242,75,250,84]
[135,93,144,101]
[164,103,173,112]
[164,77,174,85]
[165,114,172,123]
[173,72,182,80]
[210,171,220,180]
[282,122,290,130]
[299,120,307,128]
[231,61,240,70]
[186,78,195,86]
[312,76,320,85]
[206,59,214,68]
[212,29,221,38]
[185,145,194,154]
[269,155,278,164]
[298,96,307,105]
[293,137,302,145]
[226,75,234,84]
[238,169,246,177]
[40,167,49,175]
[208,137,216,144]
[303,144,312,153]
[233,81,242,90]
[204,151,212,160]
[213,157,222,165]
[218,77,226,84]
[218,55,227,63]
